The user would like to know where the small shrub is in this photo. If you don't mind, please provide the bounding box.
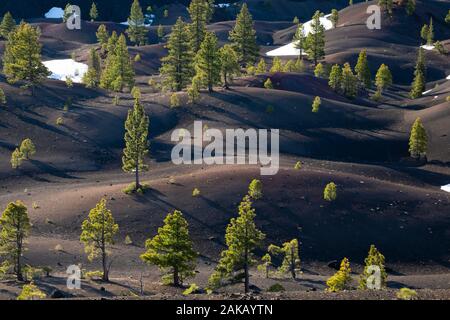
[170,93,180,108]
[446,96,450,102]
[294,161,302,170]
[124,235,133,245]
[56,117,64,126]
[0,88,6,105]
[123,182,150,194]
[248,179,263,200]
[19,138,36,159]
[183,283,200,295]
[326,257,352,292]
[63,97,72,111]
[54,244,64,252]
[264,78,273,89]
[134,54,141,62]
[85,270,103,280]
[324,182,337,201]
[32,202,40,210]
[17,282,46,300]
[268,283,285,292]
[10,148,23,169]
[65,77,74,88]
[312,96,321,113]
[397,287,418,300]
[192,188,201,197]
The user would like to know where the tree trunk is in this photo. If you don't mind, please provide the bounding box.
[291,248,296,280]
[17,244,23,281]
[224,74,229,90]
[135,164,140,191]
[244,248,249,293]
[173,266,179,287]
[102,249,109,281]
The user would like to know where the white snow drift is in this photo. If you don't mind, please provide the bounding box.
[420,44,435,51]
[441,184,450,193]
[267,14,333,57]
[43,59,88,83]
[45,7,64,19]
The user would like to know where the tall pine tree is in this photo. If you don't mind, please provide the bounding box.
[355,49,371,89]
[126,0,148,46]
[375,64,392,96]
[188,0,209,53]
[122,94,149,192]
[141,210,197,286]
[341,62,357,98]
[219,44,240,89]
[0,12,16,39]
[194,31,221,92]
[328,64,342,91]
[410,47,426,99]
[208,195,265,293]
[160,18,193,91]
[409,117,427,158]
[229,3,259,67]
[83,47,102,88]
[305,11,326,66]
[2,22,50,92]
[90,2,99,21]
[293,23,306,61]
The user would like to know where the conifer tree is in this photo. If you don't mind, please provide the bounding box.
[270,57,283,73]
[0,88,6,105]
[375,64,392,96]
[248,179,262,200]
[10,149,23,169]
[257,253,272,278]
[160,18,193,91]
[328,64,342,91]
[100,34,135,92]
[19,138,36,160]
[314,63,325,78]
[219,44,240,89]
[106,31,118,54]
[324,182,337,201]
[229,3,259,66]
[63,3,73,23]
[326,257,351,292]
[193,31,221,92]
[122,95,149,192]
[188,0,209,53]
[446,10,450,24]
[0,201,31,281]
[188,76,201,104]
[208,195,265,293]
[420,24,429,44]
[426,17,434,45]
[293,23,306,61]
[96,24,109,50]
[341,62,357,98]
[410,47,426,99]
[293,16,299,25]
[359,245,387,290]
[80,198,119,282]
[305,11,326,66]
[157,24,164,40]
[312,96,321,113]
[255,58,267,74]
[268,239,300,279]
[355,49,371,89]
[406,0,415,16]
[90,2,99,21]
[141,210,197,286]
[378,0,393,15]
[2,22,50,92]
[330,9,339,28]
[126,0,148,46]
[264,78,273,89]
[408,117,427,158]
[0,12,16,39]
[83,48,102,88]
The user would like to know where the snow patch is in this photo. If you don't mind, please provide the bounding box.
[447,75,450,80]
[43,59,88,83]
[45,7,64,19]
[121,14,154,27]
[267,14,333,57]
[441,184,450,193]
[422,89,432,95]
[421,44,435,51]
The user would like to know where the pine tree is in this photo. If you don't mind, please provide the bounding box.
[328,64,342,91]
[257,253,272,278]
[410,47,426,99]
[157,24,164,40]
[122,95,149,191]
[408,117,427,158]
[306,11,326,66]
[378,0,393,14]
[193,31,221,92]
[293,23,306,61]
[326,258,352,292]
[420,24,429,44]
[264,78,273,89]
[2,22,50,92]
[96,24,109,50]
[126,0,148,46]
[341,62,357,98]
[208,195,265,293]
[83,47,102,88]
[312,96,321,113]
[219,44,240,89]
[446,10,450,24]
[375,63,392,96]
[90,2,99,21]
[141,210,197,286]
[248,179,262,200]
[229,3,259,66]
[10,149,23,169]
[0,201,31,281]
[314,63,325,78]
[63,3,73,23]
[0,12,16,39]
[17,282,46,300]
[106,31,118,54]
[270,57,283,73]
[324,182,337,201]
[359,245,387,290]
[255,58,267,74]
[355,49,371,89]
[80,198,119,282]
[100,34,135,92]
[188,76,201,104]
[268,239,300,279]
[160,18,193,91]
[19,138,36,160]
[330,9,339,28]
[293,16,299,24]
[406,0,415,16]
[188,0,209,53]
[426,17,434,45]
